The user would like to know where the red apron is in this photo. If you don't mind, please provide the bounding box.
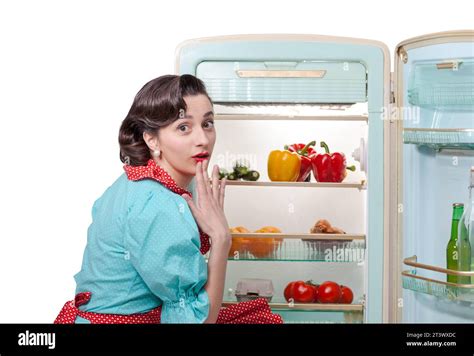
[54,159,283,324]
[54,291,283,324]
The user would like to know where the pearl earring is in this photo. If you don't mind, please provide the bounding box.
[152,149,161,158]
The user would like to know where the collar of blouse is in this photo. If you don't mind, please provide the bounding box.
[123,159,192,197]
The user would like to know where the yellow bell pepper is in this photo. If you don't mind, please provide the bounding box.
[267,150,301,182]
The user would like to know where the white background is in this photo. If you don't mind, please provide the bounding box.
[0,0,472,322]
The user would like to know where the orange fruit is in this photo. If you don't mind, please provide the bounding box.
[255,226,282,234]
[249,226,283,258]
[229,227,252,258]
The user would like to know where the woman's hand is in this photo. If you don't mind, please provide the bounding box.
[181,160,231,249]
[182,160,230,323]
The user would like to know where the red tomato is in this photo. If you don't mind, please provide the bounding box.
[340,285,354,304]
[306,281,319,303]
[284,281,316,303]
[283,282,295,302]
[317,281,342,304]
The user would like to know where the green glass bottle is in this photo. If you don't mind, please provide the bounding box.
[446,203,471,284]
[462,167,474,283]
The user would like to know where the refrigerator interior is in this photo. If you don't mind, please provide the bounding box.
[208,116,368,323]
[401,41,474,322]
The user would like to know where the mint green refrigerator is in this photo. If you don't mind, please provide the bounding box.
[174,31,474,323]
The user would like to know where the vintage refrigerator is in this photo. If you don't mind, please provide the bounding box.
[174,31,474,323]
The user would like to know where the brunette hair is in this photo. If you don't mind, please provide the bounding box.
[118,74,212,166]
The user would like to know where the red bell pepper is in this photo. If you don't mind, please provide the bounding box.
[284,141,316,182]
[311,142,355,183]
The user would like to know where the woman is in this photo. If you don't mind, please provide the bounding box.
[54,74,282,324]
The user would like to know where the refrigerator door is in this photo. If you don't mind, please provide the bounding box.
[392,30,474,323]
[176,34,391,323]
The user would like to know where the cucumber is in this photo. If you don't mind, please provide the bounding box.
[243,170,260,181]
[227,172,238,180]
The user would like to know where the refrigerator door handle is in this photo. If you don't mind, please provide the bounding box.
[436,60,462,70]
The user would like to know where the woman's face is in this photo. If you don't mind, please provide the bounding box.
[156,94,216,180]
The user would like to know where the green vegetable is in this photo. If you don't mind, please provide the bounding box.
[233,160,250,178]
[227,172,238,180]
[219,169,228,180]
[243,170,260,181]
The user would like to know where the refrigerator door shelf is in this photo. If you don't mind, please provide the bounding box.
[402,256,474,303]
[403,128,474,150]
[408,58,474,111]
[402,271,474,303]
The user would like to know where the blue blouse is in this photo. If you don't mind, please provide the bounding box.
[73,174,209,323]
